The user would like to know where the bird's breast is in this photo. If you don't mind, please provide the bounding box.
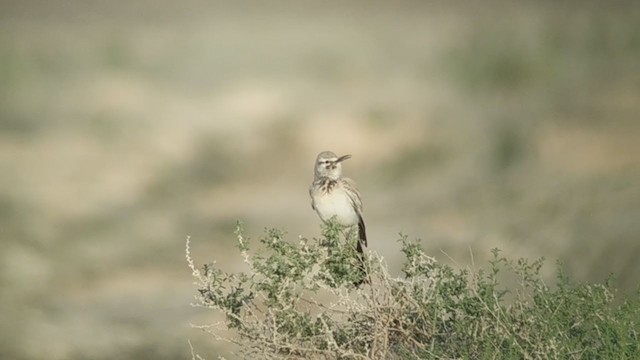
[313,190,358,226]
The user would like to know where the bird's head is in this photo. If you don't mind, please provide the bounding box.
[314,151,351,180]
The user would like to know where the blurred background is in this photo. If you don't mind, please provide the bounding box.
[1,0,639,358]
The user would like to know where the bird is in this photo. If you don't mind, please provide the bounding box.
[309,151,367,285]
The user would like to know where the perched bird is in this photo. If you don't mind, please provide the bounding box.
[309,151,367,284]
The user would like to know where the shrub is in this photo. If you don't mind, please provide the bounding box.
[186,221,640,359]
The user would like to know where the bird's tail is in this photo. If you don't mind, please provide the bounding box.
[354,215,368,286]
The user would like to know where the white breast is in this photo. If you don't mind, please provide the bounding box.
[314,191,359,226]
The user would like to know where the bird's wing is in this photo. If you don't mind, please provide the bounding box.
[308,183,316,210]
[341,177,363,213]
[343,177,367,248]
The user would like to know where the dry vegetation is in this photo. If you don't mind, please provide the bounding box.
[188,222,639,359]
[0,1,639,359]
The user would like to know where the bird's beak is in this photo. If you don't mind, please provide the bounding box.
[336,154,352,163]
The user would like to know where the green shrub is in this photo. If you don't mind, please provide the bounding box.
[187,222,640,359]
